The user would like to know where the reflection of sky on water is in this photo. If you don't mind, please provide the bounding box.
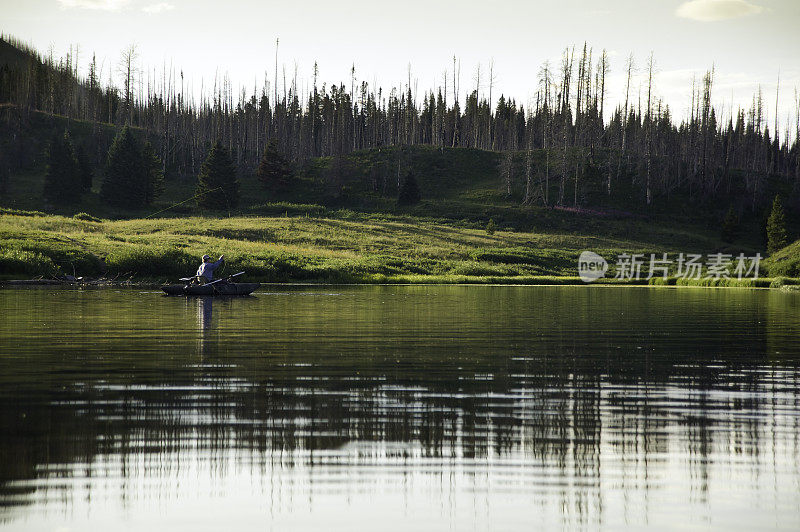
[0,286,799,530]
[5,376,798,531]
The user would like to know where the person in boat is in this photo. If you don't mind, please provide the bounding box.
[194,254,225,284]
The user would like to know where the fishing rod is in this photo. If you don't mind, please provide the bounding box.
[144,186,223,219]
[178,271,244,284]
[202,272,244,287]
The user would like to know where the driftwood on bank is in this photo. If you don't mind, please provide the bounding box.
[2,273,135,287]
[4,279,65,285]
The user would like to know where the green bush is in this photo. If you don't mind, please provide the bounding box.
[0,249,59,277]
[721,206,738,243]
[451,261,517,276]
[397,170,421,206]
[105,246,196,278]
[196,142,239,210]
[101,126,163,208]
[766,195,789,255]
[769,277,789,288]
[73,212,101,222]
[474,248,537,265]
[257,139,294,190]
[43,131,83,206]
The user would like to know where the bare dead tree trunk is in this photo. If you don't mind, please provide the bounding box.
[501,150,513,197]
[598,50,610,195]
[488,59,495,149]
[524,143,533,204]
[616,54,634,190]
[119,44,138,125]
[645,53,655,205]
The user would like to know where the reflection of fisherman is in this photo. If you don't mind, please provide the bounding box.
[198,297,213,330]
[196,298,214,361]
[193,254,225,284]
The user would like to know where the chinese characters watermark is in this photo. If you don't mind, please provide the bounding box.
[578,252,761,283]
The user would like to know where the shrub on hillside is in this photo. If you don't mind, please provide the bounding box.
[75,143,93,191]
[0,249,59,277]
[73,212,101,222]
[257,139,293,190]
[397,170,421,206]
[43,131,82,205]
[196,141,239,210]
[721,206,739,243]
[100,126,163,209]
[766,195,789,255]
[105,246,196,278]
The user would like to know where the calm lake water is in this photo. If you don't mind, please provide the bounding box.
[1,285,799,531]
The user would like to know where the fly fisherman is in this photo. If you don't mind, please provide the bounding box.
[194,254,225,284]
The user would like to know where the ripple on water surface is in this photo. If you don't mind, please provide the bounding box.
[1,286,799,531]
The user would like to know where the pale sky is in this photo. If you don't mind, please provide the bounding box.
[2,0,799,138]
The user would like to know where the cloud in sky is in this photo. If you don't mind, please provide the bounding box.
[676,0,765,21]
[142,2,174,14]
[57,0,130,10]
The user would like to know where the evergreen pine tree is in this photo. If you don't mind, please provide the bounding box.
[142,141,164,205]
[257,139,293,190]
[101,126,146,208]
[196,142,239,209]
[766,195,789,254]
[721,206,739,243]
[75,144,93,191]
[397,169,421,206]
[43,131,82,205]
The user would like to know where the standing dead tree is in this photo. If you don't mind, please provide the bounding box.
[118,45,137,125]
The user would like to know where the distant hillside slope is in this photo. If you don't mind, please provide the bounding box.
[0,107,774,254]
[0,36,37,70]
[764,240,800,277]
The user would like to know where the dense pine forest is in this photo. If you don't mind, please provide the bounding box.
[1,34,799,217]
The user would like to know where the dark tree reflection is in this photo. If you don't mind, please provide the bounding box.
[1,286,799,528]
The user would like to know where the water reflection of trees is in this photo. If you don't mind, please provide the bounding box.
[1,287,800,527]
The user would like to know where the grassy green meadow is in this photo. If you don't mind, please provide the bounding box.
[0,205,768,285]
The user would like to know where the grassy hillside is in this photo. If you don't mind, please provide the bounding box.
[0,108,776,240]
[0,201,759,284]
[0,125,769,248]
[0,205,739,283]
[763,239,800,277]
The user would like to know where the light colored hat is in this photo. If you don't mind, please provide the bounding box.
[202,254,211,261]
